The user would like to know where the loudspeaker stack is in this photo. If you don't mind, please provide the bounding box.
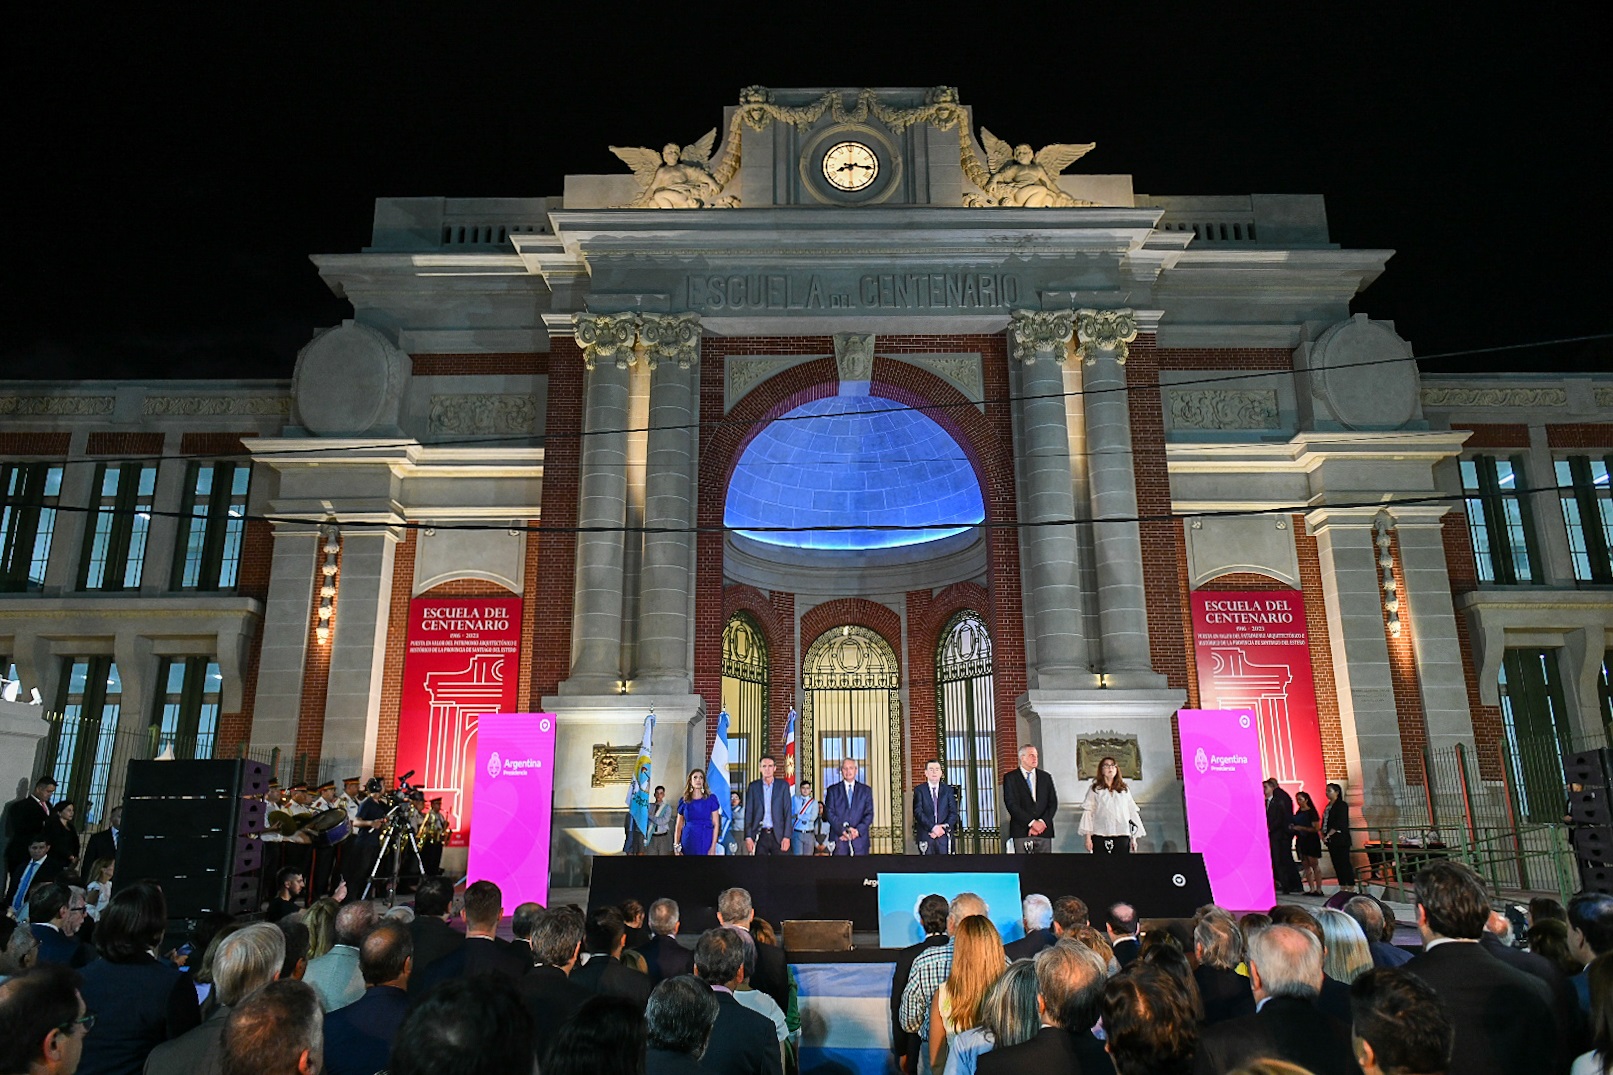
[117,759,270,916]
[1565,747,1613,896]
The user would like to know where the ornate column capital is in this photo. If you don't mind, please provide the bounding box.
[639,313,702,371]
[1008,309,1075,366]
[1074,308,1139,366]
[573,312,639,372]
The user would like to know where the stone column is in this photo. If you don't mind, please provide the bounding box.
[1007,310,1089,690]
[43,439,93,593]
[139,437,187,594]
[634,314,700,693]
[1077,309,1162,684]
[1392,509,1476,753]
[249,526,320,753]
[562,313,637,696]
[321,528,399,772]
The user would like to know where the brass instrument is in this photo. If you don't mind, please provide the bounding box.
[266,809,320,837]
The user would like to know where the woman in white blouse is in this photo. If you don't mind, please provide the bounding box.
[1079,756,1145,854]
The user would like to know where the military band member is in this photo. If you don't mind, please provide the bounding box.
[309,780,343,899]
[340,777,363,821]
[418,796,450,876]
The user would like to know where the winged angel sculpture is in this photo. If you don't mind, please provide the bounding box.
[962,128,1097,208]
[610,129,739,209]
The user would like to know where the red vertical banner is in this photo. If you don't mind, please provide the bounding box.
[398,597,523,846]
[1190,591,1327,804]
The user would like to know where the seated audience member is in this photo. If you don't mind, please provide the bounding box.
[637,898,694,983]
[1267,905,1353,1022]
[571,906,651,1010]
[545,994,647,1075]
[1054,896,1091,935]
[1137,943,1205,1023]
[1401,860,1558,1075]
[390,976,536,1075]
[7,838,52,916]
[901,893,990,1051]
[302,898,340,962]
[1482,908,1583,1048]
[147,923,285,1075]
[1348,967,1454,1075]
[219,979,322,1075]
[1238,912,1271,937]
[1101,964,1198,1075]
[1316,908,1374,984]
[931,915,1008,1073]
[692,927,783,1075]
[978,943,1112,1075]
[321,922,412,1075]
[944,958,1040,1075]
[1533,897,1570,925]
[275,921,310,982]
[410,880,526,993]
[1574,952,1613,1075]
[407,877,464,976]
[511,901,545,967]
[1193,924,1356,1075]
[1533,918,1590,978]
[893,893,951,1075]
[1107,903,1141,967]
[192,921,246,1018]
[0,963,89,1075]
[620,899,651,950]
[1570,893,1613,1012]
[1193,911,1255,1024]
[79,881,202,1075]
[1072,925,1119,976]
[264,870,304,924]
[302,901,376,1011]
[27,884,94,968]
[725,927,788,1048]
[1,921,42,980]
[1342,896,1412,969]
[1004,895,1056,960]
[645,975,720,1075]
[518,907,593,1058]
[715,887,790,1015]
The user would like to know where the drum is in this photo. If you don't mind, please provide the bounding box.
[304,807,351,846]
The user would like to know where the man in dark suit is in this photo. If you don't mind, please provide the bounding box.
[27,884,93,968]
[1401,861,1560,1075]
[83,805,119,870]
[573,906,652,1011]
[146,922,285,1075]
[410,879,526,995]
[1482,909,1584,1056]
[1342,895,1415,968]
[407,875,465,977]
[1192,911,1255,1024]
[1105,902,1141,968]
[979,943,1113,1075]
[518,907,595,1058]
[891,894,949,1074]
[1268,904,1354,1024]
[3,775,54,874]
[646,976,721,1075]
[742,755,793,856]
[716,887,789,1016]
[1264,778,1303,895]
[912,759,958,855]
[6,837,51,917]
[1194,923,1359,1075]
[1004,894,1057,961]
[637,898,695,984]
[692,927,783,1075]
[323,923,413,1075]
[1349,967,1454,1075]
[1001,745,1056,851]
[822,757,874,855]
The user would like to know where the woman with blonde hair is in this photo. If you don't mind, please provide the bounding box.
[1315,907,1373,983]
[930,914,1007,1073]
[304,895,341,960]
[673,768,720,856]
[943,958,1040,1075]
[1080,756,1146,854]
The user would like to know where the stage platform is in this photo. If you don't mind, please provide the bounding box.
[587,852,1213,934]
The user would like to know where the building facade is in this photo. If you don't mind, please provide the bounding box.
[2,87,1609,883]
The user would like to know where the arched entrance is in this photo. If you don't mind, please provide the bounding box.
[936,609,999,852]
[802,625,902,853]
[720,611,769,789]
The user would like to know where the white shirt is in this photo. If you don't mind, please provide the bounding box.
[1021,767,1037,800]
[1078,786,1146,837]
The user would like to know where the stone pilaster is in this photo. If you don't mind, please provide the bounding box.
[249,527,320,753]
[1006,309,1089,689]
[1077,309,1163,685]
[321,528,399,771]
[1392,509,1476,753]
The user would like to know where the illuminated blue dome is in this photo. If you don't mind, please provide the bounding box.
[724,395,985,550]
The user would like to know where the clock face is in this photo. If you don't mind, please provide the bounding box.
[822,141,879,192]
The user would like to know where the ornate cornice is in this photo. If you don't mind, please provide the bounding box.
[1420,386,1568,409]
[143,396,291,417]
[1074,308,1139,366]
[426,394,538,436]
[1008,309,1074,365]
[573,312,640,372]
[639,313,702,371]
[0,396,114,416]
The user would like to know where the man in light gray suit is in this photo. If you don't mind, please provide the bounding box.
[144,923,284,1075]
[302,902,377,1011]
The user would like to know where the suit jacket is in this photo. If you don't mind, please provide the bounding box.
[1193,963,1255,1025]
[78,955,203,1075]
[978,1025,1113,1075]
[1402,939,1560,1075]
[6,857,49,911]
[32,923,94,968]
[646,1048,705,1075]
[911,782,958,843]
[572,953,652,1011]
[1480,932,1585,1059]
[1003,927,1056,962]
[1265,787,1295,838]
[408,915,465,977]
[743,780,792,843]
[303,945,365,1011]
[322,985,410,1075]
[891,934,949,1062]
[637,933,694,984]
[1316,974,1353,1025]
[1369,939,1414,967]
[1193,995,1360,1075]
[1002,768,1057,839]
[3,795,50,867]
[701,989,782,1075]
[412,935,528,996]
[1110,935,1140,968]
[743,933,790,1016]
[142,1003,227,1075]
[519,966,594,1060]
[85,827,118,870]
[822,781,874,855]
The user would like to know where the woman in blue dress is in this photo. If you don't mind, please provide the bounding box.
[674,769,720,856]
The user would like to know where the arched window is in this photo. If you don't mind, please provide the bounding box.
[937,610,998,851]
[803,625,902,853]
[721,612,769,790]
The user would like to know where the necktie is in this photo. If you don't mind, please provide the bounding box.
[846,783,853,806]
[12,860,40,914]
[1027,770,1036,802]
[762,782,772,830]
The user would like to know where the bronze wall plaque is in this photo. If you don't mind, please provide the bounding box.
[592,744,638,788]
[1076,736,1142,781]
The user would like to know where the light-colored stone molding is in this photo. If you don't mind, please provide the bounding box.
[723,353,824,413]
[143,395,292,417]
[0,395,114,416]
[900,353,984,407]
[1597,387,1613,408]
[639,313,702,371]
[1074,308,1140,366]
[1008,309,1075,365]
[1304,314,1417,430]
[574,312,640,372]
[737,84,966,135]
[426,394,538,436]
[833,333,875,382]
[1420,386,1569,409]
[1169,389,1280,430]
[292,321,408,436]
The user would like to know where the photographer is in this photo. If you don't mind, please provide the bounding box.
[341,778,391,903]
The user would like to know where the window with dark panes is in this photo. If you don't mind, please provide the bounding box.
[1460,455,1540,584]
[1556,455,1613,584]
[173,461,250,590]
[153,657,222,759]
[78,463,157,590]
[0,462,64,592]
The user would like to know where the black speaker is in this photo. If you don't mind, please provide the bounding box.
[1570,791,1608,825]
[1573,826,1612,861]
[1565,749,1611,790]
[1580,862,1613,896]
[118,759,269,916]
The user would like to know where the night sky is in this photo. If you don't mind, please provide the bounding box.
[10,9,1606,381]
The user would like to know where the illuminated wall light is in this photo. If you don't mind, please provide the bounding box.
[315,524,340,645]
[1375,514,1402,638]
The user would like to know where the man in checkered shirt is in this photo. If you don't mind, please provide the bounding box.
[898,891,990,1045]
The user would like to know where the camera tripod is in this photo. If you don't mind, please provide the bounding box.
[363,802,426,905]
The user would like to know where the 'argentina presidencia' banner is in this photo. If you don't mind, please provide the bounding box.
[469,713,557,905]
[1178,708,1275,910]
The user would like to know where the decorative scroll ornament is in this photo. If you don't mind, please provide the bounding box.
[427,394,539,436]
[1074,308,1140,366]
[1008,309,1075,365]
[574,312,640,371]
[961,129,1097,208]
[639,313,702,371]
[610,130,741,209]
[1168,389,1280,430]
[833,333,875,382]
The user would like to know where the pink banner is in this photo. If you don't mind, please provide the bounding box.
[468,713,557,905]
[1190,590,1326,804]
[1179,709,1276,910]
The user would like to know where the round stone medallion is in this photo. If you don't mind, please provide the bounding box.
[292,321,406,436]
[1312,315,1417,429]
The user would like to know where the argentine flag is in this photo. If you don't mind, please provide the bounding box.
[627,712,655,842]
[783,708,798,787]
[707,709,733,855]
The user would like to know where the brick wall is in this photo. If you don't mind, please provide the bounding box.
[531,339,584,699]
[292,536,337,781]
[0,432,69,455]
[410,354,549,377]
[85,433,163,455]
[722,584,796,756]
[373,530,419,779]
[1452,424,1530,450]
[1383,530,1432,781]
[1295,517,1348,781]
[1545,423,1613,449]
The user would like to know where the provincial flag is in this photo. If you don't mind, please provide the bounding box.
[628,712,655,839]
[783,708,799,787]
[707,709,733,855]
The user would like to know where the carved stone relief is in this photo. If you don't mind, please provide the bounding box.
[427,395,538,436]
[833,333,875,383]
[1168,389,1280,430]
[1008,309,1074,365]
[901,353,984,408]
[723,353,823,413]
[1420,386,1569,409]
[0,396,114,416]
[143,396,291,417]
[640,313,702,371]
[1074,308,1139,366]
[592,743,638,787]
